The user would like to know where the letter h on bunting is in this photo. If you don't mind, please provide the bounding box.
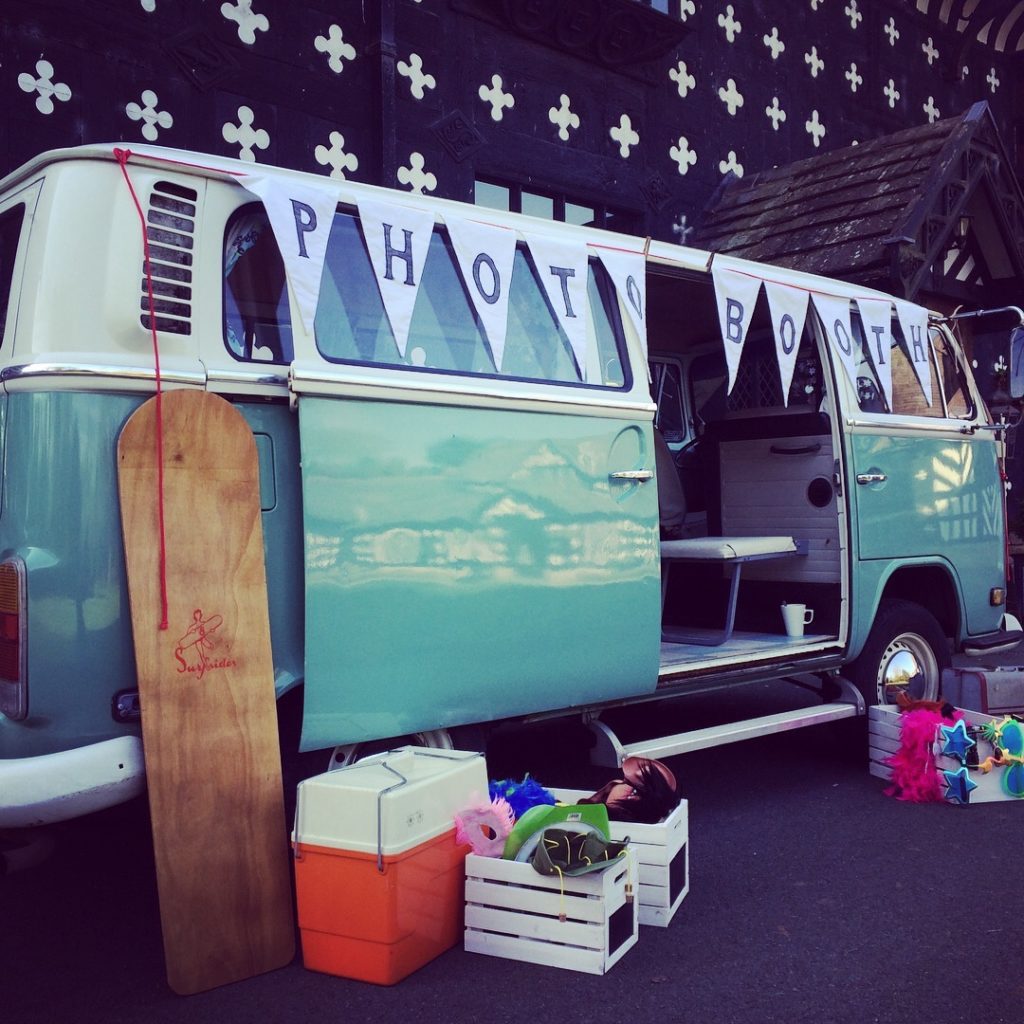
[895,300,933,405]
[357,197,435,359]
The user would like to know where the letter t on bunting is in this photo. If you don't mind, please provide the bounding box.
[524,233,591,381]
[762,281,809,406]
[444,215,517,372]
[711,266,761,394]
[856,298,895,410]
[357,197,436,359]
[243,175,342,335]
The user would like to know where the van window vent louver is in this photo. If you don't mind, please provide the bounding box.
[139,181,197,337]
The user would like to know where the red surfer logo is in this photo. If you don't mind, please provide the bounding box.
[174,609,237,679]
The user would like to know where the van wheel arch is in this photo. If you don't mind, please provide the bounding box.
[875,564,960,639]
[848,598,951,706]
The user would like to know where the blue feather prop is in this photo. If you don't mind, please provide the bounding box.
[488,775,556,819]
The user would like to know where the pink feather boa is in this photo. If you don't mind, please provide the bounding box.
[884,707,963,802]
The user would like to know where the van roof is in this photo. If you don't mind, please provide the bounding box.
[1,141,659,251]
[2,143,925,313]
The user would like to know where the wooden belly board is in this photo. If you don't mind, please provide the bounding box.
[118,389,294,995]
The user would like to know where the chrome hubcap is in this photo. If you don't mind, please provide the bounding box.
[877,633,939,704]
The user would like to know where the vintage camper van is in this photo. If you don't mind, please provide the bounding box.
[0,145,1019,827]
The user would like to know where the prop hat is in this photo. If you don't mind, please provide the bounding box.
[502,802,610,861]
[530,827,630,877]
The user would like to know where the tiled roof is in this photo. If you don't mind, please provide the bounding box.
[694,101,1024,301]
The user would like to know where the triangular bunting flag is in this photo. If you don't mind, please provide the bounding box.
[357,197,435,359]
[762,281,809,406]
[894,300,934,406]
[525,234,590,380]
[712,266,762,394]
[444,215,517,372]
[811,293,859,394]
[856,298,895,411]
[595,246,647,360]
[243,175,342,335]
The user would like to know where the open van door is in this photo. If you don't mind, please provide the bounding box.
[283,202,661,750]
[824,304,1005,640]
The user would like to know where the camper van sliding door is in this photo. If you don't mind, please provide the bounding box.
[293,214,660,750]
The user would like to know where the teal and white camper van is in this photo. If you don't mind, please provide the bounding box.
[0,145,1019,827]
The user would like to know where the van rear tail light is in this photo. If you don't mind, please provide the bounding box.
[0,558,27,720]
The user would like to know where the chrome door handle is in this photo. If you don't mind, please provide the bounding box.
[610,470,653,482]
[856,472,888,484]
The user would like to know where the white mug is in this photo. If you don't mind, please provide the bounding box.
[781,602,814,637]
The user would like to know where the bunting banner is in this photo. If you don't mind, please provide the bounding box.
[811,293,858,394]
[444,215,517,372]
[595,246,647,360]
[243,174,341,335]
[711,266,762,394]
[357,197,436,359]
[856,298,895,411]
[762,281,809,406]
[525,233,590,379]
[894,299,934,406]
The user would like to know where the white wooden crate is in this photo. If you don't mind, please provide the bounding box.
[869,704,1024,804]
[464,849,638,975]
[548,788,688,927]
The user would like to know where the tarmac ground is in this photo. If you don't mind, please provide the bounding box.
[4,643,1024,1023]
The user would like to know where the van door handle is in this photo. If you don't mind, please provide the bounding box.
[610,470,653,482]
[856,472,887,484]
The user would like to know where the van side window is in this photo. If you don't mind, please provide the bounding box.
[0,204,25,347]
[850,317,973,419]
[887,326,973,419]
[315,209,627,388]
[223,205,293,363]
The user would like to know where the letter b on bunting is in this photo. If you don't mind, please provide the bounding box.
[712,266,761,394]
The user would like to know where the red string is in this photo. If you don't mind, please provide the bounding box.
[115,148,169,631]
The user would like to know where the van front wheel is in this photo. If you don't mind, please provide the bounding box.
[849,599,950,706]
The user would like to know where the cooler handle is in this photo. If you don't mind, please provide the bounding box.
[376,761,409,873]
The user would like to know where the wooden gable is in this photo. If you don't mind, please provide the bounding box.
[693,101,1024,307]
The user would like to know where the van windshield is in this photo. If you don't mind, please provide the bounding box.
[0,204,25,347]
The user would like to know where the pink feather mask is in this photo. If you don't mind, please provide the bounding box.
[455,797,515,857]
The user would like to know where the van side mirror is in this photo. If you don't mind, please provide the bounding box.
[1011,326,1024,400]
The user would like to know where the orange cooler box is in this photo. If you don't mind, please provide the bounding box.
[292,747,487,985]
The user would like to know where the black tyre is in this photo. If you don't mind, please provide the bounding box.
[848,598,950,706]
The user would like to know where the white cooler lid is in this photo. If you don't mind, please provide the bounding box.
[292,747,487,861]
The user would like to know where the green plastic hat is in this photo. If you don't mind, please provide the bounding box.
[502,803,610,861]
[530,827,630,877]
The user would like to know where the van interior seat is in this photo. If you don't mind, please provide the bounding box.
[654,428,806,645]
